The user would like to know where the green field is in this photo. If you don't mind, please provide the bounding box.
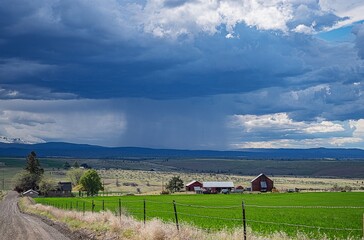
[36,192,364,239]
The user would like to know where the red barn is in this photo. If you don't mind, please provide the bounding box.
[185,180,203,191]
[251,173,274,192]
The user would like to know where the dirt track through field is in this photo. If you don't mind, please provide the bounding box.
[0,191,70,240]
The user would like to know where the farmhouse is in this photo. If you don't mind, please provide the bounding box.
[251,173,273,192]
[203,181,234,193]
[47,182,73,197]
[22,189,39,198]
[185,180,203,191]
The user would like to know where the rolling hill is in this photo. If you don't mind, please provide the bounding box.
[0,142,363,160]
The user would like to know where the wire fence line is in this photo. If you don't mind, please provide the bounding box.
[246,219,362,231]
[177,212,242,221]
[174,202,240,209]
[245,204,364,209]
[40,199,364,237]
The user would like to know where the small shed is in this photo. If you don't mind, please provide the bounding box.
[185,180,203,191]
[58,182,72,192]
[22,189,39,198]
[251,173,274,192]
[203,182,234,193]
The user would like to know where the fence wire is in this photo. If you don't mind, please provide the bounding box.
[245,204,364,209]
[175,202,240,209]
[40,199,364,236]
[177,212,242,221]
[246,219,362,231]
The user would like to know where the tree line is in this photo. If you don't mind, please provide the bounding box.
[15,151,103,196]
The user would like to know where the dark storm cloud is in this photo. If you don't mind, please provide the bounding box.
[1,0,360,101]
[1,0,364,149]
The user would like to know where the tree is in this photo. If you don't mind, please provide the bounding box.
[67,168,85,186]
[73,161,80,168]
[63,161,71,170]
[14,171,40,192]
[14,151,44,192]
[79,169,103,196]
[165,176,184,193]
[38,177,57,196]
[25,151,44,176]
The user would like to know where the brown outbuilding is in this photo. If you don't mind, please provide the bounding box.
[251,173,274,192]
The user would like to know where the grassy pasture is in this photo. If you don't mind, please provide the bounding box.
[1,156,364,191]
[98,169,364,194]
[36,192,364,239]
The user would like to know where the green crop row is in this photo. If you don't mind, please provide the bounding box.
[35,192,364,239]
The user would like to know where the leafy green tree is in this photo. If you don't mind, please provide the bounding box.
[14,151,44,192]
[38,177,57,196]
[25,151,44,176]
[73,161,80,168]
[79,169,103,196]
[63,161,71,170]
[67,168,85,186]
[14,171,40,192]
[165,176,184,193]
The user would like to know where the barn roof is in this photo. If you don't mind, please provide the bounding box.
[23,189,39,195]
[186,180,201,186]
[203,182,234,188]
[251,173,270,183]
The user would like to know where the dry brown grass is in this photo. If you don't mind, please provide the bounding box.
[97,169,363,194]
[19,197,343,240]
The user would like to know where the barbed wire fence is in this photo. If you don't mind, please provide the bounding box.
[41,198,364,240]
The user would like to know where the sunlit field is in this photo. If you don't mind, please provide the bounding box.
[36,192,364,239]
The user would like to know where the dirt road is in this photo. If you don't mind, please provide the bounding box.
[0,191,70,240]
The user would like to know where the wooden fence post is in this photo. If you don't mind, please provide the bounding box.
[92,200,95,213]
[119,198,121,220]
[242,200,247,240]
[173,200,179,231]
[143,199,146,225]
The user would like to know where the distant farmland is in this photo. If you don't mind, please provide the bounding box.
[150,158,364,178]
[36,192,364,239]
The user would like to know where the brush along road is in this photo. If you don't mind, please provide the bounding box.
[0,191,70,240]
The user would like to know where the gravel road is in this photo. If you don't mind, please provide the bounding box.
[0,191,71,240]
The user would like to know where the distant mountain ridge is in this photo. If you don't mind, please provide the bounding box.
[0,142,364,160]
[0,136,34,144]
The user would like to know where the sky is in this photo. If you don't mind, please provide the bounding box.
[1,0,364,150]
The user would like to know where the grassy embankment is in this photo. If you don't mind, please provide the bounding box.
[36,192,364,239]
